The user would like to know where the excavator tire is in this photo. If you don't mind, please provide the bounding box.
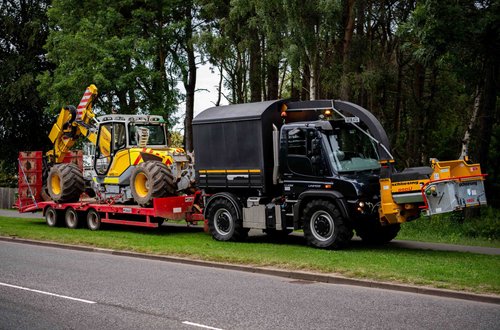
[47,163,84,203]
[130,161,176,206]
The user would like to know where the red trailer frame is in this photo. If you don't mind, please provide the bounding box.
[22,193,205,229]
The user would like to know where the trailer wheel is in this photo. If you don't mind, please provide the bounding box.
[302,200,351,249]
[207,198,247,241]
[355,219,400,244]
[45,207,60,227]
[130,161,176,206]
[47,163,84,203]
[87,209,101,231]
[64,207,80,229]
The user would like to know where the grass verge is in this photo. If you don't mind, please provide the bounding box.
[398,207,500,248]
[1,216,499,295]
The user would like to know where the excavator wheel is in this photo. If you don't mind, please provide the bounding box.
[47,163,84,203]
[130,161,176,206]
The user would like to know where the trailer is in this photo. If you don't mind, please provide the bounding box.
[19,195,205,230]
[17,151,205,230]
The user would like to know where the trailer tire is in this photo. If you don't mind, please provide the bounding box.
[130,161,176,206]
[64,207,80,229]
[302,200,351,249]
[87,209,101,231]
[355,220,400,244]
[45,207,60,227]
[47,163,84,203]
[206,198,247,241]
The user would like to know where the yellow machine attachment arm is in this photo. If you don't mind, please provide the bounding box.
[379,158,487,225]
[46,85,99,163]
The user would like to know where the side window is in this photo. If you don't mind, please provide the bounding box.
[113,123,126,151]
[286,128,329,177]
[95,123,113,175]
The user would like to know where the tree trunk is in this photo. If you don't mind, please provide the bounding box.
[340,0,356,100]
[249,33,262,102]
[460,87,481,159]
[267,62,279,100]
[477,59,498,169]
[183,4,196,152]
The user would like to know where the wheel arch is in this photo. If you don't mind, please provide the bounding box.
[293,190,349,228]
[204,192,242,220]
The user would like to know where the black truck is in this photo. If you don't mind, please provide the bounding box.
[193,99,401,249]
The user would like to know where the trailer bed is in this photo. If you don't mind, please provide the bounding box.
[20,195,204,229]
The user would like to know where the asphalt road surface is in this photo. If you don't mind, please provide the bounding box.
[0,241,498,330]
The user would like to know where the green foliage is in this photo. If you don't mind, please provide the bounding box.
[0,0,52,179]
[39,0,183,124]
[0,161,17,188]
[168,130,184,148]
[399,207,500,246]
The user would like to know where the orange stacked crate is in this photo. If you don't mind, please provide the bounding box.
[18,151,44,208]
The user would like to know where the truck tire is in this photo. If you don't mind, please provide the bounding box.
[206,198,247,241]
[64,207,80,229]
[355,219,400,244]
[87,209,101,231]
[45,206,60,227]
[302,200,352,249]
[47,163,84,203]
[130,161,176,206]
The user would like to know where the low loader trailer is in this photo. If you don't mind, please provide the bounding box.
[17,97,487,249]
[17,151,204,230]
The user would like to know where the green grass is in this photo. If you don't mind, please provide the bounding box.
[398,208,500,248]
[0,216,499,295]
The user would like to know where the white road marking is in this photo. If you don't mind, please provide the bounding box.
[182,321,224,330]
[0,282,96,304]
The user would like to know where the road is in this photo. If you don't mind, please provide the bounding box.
[2,208,499,255]
[0,241,498,330]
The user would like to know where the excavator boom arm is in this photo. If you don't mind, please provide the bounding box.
[46,85,98,163]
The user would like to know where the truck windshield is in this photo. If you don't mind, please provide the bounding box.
[129,124,166,146]
[322,125,380,173]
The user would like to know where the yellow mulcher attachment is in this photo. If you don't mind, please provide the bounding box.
[379,158,487,225]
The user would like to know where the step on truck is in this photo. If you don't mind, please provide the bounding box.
[193,99,487,248]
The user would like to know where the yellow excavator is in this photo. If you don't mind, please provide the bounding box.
[45,85,194,205]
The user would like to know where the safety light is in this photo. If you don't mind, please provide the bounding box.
[324,109,332,116]
[280,104,288,118]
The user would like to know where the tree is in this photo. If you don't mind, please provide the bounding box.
[0,0,52,185]
[407,0,499,177]
[39,0,181,124]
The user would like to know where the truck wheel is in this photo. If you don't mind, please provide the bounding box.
[45,207,60,227]
[64,207,79,229]
[355,220,400,244]
[302,200,352,249]
[207,198,247,241]
[130,161,176,206]
[87,209,101,231]
[47,163,84,203]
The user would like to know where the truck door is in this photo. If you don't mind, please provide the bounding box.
[282,127,330,192]
[95,122,127,176]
